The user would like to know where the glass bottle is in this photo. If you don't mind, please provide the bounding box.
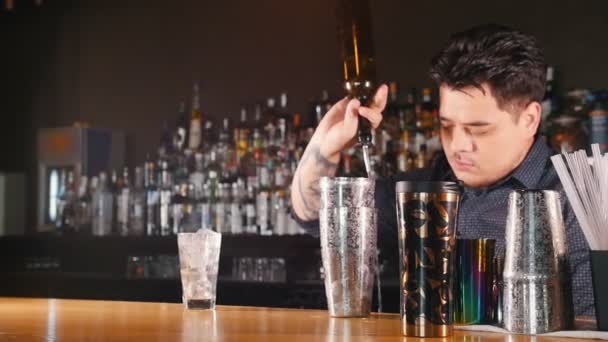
[110,169,120,234]
[174,101,189,153]
[75,175,91,234]
[383,81,402,139]
[92,172,114,236]
[145,160,160,236]
[129,167,146,236]
[158,161,173,236]
[244,184,257,234]
[273,190,288,236]
[200,183,214,231]
[189,152,205,200]
[117,167,131,236]
[313,90,333,127]
[189,82,202,151]
[337,0,376,144]
[57,170,77,232]
[257,162,272,236]
[230,182,243,235]
[397,130,414,173]
[236,106,250,163]
[541,66,558,133]
[419,88,435,132]
[214,183,226,233]
[589,90,608,153]
[55,170,67,230]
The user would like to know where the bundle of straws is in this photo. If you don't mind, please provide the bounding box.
[551,144,608,251]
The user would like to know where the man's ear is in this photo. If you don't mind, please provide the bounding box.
[519,101,542,137]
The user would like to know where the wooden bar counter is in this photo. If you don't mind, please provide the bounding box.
[0,297,587,341]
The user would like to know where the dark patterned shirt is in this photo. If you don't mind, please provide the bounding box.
[296,137,594,316]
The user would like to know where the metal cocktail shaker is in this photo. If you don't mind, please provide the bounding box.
[454,238,496,325]
[395,181,462,337]
[319,177,377,317]
[503,189,574,334]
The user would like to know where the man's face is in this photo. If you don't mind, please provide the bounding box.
[438,84,538,188]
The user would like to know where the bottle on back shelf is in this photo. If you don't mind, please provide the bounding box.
[313,90,332,127]
[400,88,417,134]
[144,159,160,236]
[117,167,131,236]
[129,167,146,236]
[273,190,288,236]
[289,112,302,152]
[541,66,558,133]
[57,170,77,233]
[206,150,221,196]
[263,97,279,127]
[415,144,428,169]
[590,91,608,153]
[189,152,205,199]
[189,82,203,151]
[397,130,414,173]
[236,106,250,164]
[200,183,214,231]
[171,184,184,234]
[218,118,237,182]
[158,160,173,236]
[419,88,435,133]
[110,170,121,234]
[54,170,67,229]
[92,172,113,236]
[257,160,272,236]
[244,184,258,234]
[75,175,91,234]
[214,183,227,233]
[172,183,197,234]
[230,182,243,235]
[174,101,189,153]
[383,81,402,139]
[159,121,174,159]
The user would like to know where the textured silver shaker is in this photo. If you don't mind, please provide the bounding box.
[319,177,377,317]
[503,189,574,334]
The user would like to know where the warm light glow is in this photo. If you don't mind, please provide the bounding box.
[46,299,57,341]
[48,133,72,154]
[351,23,360,77]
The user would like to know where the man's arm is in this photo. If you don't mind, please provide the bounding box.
[290,86,388,223]
[291,142,339,221]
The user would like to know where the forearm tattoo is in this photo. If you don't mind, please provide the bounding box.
[295,144,338,220]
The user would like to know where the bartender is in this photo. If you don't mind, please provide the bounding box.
[290,23,594,316]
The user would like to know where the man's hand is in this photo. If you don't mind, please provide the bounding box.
[314,85,389,162]
[290,85,388,221]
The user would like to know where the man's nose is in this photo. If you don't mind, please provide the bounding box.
[450,127,474,152]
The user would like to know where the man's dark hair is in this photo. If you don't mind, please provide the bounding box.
[429,24,546,112]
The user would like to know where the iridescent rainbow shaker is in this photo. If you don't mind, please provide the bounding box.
[454,239,496,324]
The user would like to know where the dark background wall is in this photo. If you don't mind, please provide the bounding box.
[0,0,607,231]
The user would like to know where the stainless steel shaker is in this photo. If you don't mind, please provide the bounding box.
[319,177,377,317]
[503,189,574,334]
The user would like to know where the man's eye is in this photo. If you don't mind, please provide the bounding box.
[470,129,489,136]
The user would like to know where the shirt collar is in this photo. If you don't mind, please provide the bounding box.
[507,137,552,189]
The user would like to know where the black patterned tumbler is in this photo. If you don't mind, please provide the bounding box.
[395,181,462,337]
